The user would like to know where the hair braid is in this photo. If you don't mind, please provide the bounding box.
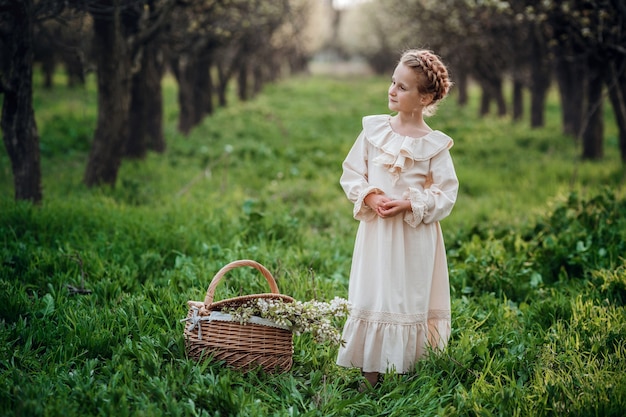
[399,49,452,115]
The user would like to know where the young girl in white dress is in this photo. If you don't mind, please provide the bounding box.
[336,49,458,389]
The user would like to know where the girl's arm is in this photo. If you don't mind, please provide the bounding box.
[340,132,385,222]
[403,149,459,227]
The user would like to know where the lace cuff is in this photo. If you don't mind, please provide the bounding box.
[353,186,383,222]
[403,187,428,227]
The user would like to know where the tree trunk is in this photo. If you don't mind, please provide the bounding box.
[172,55,195,136]
[581,59,604,160]
[530,78,549,128]
[529,24,551,128]
[512,79,524,122]
[33,27,55,89]
[127,48,149,158]
[146,46,165,153]
[456,70,468,107]
[479,86,491,117]
[203,59,214,116]
[607,60,626,163]
[127,42,165,157]
[64,50,86,88]
[494,79,507,117]
[554,49,585,138]
[510,22,527,123]
[237,62,248,101]
[172,54,211,136]
[477,78,506,117]
[217,63,228,107]
[253,63,263,95]
[0,0,42,204]
[473,53,507,118]
[41,55,55,89]
[195,54,213,119]
[84,3,132,187]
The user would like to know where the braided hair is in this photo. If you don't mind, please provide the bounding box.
[400,49,452,116]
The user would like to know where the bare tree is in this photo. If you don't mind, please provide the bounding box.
[167,0,224,135]
[168,0,305,135]
[344,0,624,162]
[81,0,133,186]
[71,0,175,186]
[2,0,317,201]
[364,0,521,117]
[539,0,626,160]
[607,56,626,162]
[33,11,91,89]
[126,0,174,157]
[528,19,552,128]
[0,0,59,204]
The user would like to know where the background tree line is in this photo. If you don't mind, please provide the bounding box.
[1,0,624,205]
[337,0,626,163]
[0,0,324,204]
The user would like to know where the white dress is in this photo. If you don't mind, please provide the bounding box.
[336,114,458,374]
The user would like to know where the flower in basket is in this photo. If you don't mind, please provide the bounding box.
[221,296,351,345]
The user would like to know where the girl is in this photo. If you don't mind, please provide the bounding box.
[336,49,458,389]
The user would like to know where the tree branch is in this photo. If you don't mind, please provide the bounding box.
[130,0,177,54]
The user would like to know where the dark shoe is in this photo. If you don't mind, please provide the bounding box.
[357,381,372,393]
[357,377,381,392]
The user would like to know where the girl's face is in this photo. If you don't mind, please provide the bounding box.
[388,63,424,114]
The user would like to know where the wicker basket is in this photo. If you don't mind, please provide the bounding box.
[182,259,295,373]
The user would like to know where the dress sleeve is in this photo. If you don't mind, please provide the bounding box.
[403,148,458,227]
[340,131,384,222]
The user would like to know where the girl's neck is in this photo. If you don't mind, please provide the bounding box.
[390,112,432,138]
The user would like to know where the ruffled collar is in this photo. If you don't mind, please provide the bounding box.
[363,115,453,184]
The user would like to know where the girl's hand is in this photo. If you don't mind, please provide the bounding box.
[376,199,411,218]
[364,193,391,212]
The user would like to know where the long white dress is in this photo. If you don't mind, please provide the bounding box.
[336,114,458,374]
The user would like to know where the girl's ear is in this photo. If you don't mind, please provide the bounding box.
[420,93,435,106]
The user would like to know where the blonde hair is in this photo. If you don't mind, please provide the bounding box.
[400,49,452,116]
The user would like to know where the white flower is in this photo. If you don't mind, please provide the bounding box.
[221,297,351,345]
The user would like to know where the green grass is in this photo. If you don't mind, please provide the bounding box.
[0,71,625,416]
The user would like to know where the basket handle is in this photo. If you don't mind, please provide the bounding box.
[203,259,280,306]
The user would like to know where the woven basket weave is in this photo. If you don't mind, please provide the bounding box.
[182,259,295,373]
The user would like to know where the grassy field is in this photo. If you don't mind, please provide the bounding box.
[1,70,625,416]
